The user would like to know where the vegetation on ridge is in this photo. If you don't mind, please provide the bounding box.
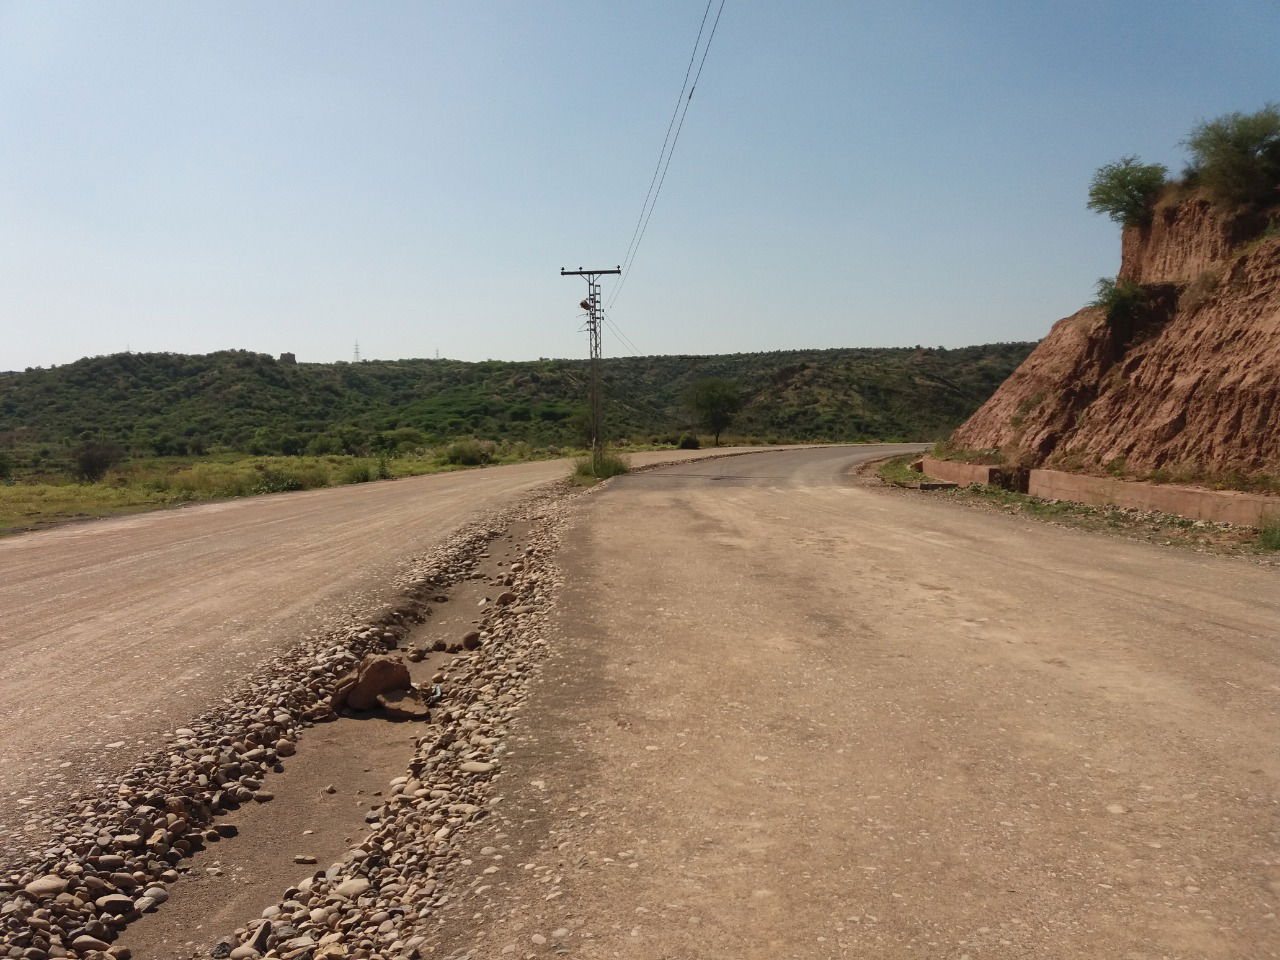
[1,344,1033,471]
[1088,104,1280,227]
[1184,104,1280,208]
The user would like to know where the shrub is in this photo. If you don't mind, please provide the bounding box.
[678,433,701,450]
[0,449,12,480]
[1091,276,1147,323]
[1181,267,1222,313]
[1184,104,1280,207]
[1259,515,1280,551]
[443,439,490,466]
[71,441,123,483]
[255,468,307,493]
[339,461,373,485]
[1087,156,1169,226]
[571,451,630,484]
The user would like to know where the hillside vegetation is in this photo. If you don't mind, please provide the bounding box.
[1,344,1033,463]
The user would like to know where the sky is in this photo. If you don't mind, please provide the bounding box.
[2,0,1276,370]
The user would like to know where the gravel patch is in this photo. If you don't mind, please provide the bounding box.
[0,481,587,960]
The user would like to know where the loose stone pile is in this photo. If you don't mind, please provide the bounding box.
[0,485,578,960]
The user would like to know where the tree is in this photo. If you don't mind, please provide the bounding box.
[71,441,123,483]
[688,378,743,446]
[1184,104,1280,207]
[1087,156,1168,226]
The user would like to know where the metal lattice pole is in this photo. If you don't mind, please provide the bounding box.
[561,266,620,474]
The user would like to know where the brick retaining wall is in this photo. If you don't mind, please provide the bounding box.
[1028,469,1279,527]
[921,457,1003,487]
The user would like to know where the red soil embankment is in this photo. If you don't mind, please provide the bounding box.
[950,196,1280,482]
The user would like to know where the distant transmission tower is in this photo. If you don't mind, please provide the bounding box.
[560,266,621,473]
[353,341,361,363]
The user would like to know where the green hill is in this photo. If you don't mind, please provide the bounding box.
[0,344,1034,459]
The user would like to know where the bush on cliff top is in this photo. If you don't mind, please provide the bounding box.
[1088,156,1168,226]
[1184,104,1280,208]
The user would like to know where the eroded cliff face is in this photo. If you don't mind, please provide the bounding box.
[950,198,1280,479]
[1118,195,1266,285]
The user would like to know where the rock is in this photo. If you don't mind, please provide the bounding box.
[406,648,425,663]
[24,876,68,899]
[228,948,259,960]
[460,761,494,774]
[461,631,482,650]
[335,877,370,899]
[496,591,518,606]
[376,690,431,721]
[71,936,111,953]
[275,739,296,757]
[248,921,272,952]
[293,855,317,865]
[94,894,134,916]
[343,656,412,711]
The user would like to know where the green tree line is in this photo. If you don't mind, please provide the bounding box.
[0,343,1035,468]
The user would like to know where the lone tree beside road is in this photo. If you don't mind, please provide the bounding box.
[688,378,743,447]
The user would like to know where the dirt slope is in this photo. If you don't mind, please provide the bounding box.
[950,197,1280,479]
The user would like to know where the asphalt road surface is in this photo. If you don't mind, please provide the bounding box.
[0,447,770,857]
[426,445,1279,960]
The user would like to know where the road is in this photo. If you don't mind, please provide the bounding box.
[0,447,770,857]
[426,445,1279,960]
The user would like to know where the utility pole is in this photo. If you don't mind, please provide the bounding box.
[561,266,620,473]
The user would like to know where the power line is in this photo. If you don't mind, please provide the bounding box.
[609,0,727,311]
[604,315,642,355]
[614,0,713,280]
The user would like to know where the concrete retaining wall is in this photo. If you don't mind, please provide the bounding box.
[1029,469,1280,527]
[921,457,1002,487]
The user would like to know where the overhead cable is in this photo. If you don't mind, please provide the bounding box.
[608,0,727,310]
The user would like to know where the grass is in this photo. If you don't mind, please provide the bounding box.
[0,443,585,535]
[1260,516,1280,551]
[571,451,631,486]
[876,454,928,487]
[1,439,678,534]
[929,440,1005,465]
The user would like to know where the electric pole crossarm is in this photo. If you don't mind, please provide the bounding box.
[561,267,621,276]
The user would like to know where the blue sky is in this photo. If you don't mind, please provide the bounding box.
[2,0,1275,369]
